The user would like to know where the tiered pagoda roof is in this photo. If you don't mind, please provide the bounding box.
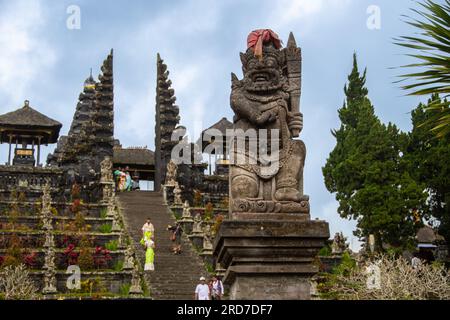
[0,100,62,144]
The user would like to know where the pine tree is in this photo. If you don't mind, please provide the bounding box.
[406,94,450,243]
[322,54,428,251]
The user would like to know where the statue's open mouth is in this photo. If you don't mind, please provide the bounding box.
[244,69,282,93]
[251,71,272,84]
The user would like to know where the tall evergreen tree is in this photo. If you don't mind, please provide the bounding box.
[323,54,428,251]
[407,93,450,243]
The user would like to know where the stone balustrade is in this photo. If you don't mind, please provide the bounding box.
[0,165,63,194]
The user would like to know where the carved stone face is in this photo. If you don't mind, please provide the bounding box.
[241,47,286,94]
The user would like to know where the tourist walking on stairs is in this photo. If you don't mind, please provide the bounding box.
[195,277,210,300]
[167,222,182,254]
[141,218,156,271]
[142,218,155,240]
[211,276,224,300]
[144,237,155,271]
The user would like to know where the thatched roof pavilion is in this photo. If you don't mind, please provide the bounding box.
[0,100,62,166]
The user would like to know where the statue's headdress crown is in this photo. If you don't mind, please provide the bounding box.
[246,29,282,60]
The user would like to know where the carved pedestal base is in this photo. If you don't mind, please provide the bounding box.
[163,185,175,206]
[101,182,115,204]
[200,250,214,267]
[179,218,194,234]
[213,218,329,300]
[188,233,205,249]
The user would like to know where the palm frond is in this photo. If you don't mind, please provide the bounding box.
[395,0,450,138]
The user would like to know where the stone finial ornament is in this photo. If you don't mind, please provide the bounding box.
[173,183,182,205]
[129,266,143,296]
[192,213,203,234]
[100,156,113,183]
[165,160,177,186]
[41,183,53,231]
[123,247,135,270]
[182,200,191,218]
[42,268,58,294]
[331,232,348,255]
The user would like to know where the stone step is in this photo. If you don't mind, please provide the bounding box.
[118,191,207,300]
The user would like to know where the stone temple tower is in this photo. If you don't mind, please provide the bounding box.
[154,53,180,191]
[47,50,114,186]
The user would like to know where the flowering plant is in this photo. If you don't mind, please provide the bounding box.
[63,243,79,266]
[93,246,112,269]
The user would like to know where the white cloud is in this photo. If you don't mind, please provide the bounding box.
[0,0,57,105]
[267,0,353,32]
[171,65,201,96]
[114,0,229,149]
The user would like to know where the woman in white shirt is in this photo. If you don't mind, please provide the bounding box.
[142,218,155,240]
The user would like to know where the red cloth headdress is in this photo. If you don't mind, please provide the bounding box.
[247,29,282,60]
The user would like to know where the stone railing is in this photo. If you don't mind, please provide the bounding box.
[0,165,63,195]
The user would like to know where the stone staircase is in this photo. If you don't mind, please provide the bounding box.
[118,191,207,300]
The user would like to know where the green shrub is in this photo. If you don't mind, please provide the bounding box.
[318,245,332,257]
[78,236,94,270]
[204,202,214,221]
[74,212,86,231]
[114,261,124,271]
[332,251,356,275]
[98,224,112,234]
[119,283,130,296]
[100,208,107,219]
[105,240,119,251]
[205,262,215,274]
[193,190,202,207]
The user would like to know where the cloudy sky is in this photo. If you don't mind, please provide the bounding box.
[0,0,430,250]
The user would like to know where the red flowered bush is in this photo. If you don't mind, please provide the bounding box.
[93,246,112,270]
[63,243,79,266]
[71,199,82,214]
[23,252,38,268]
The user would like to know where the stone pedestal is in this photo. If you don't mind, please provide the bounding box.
[179,218,194,234]
[163,185,175,205]
[200,234,214,266]
[101,182,115,204]
[170,205,183,219]
[213,218,329,300]
[200,251,214,267]
[188,233,205,249]
[215,263,226,278]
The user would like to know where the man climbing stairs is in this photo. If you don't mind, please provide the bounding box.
[118,191,208,300]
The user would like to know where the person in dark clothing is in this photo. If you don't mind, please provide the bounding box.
[167,222,183,254]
